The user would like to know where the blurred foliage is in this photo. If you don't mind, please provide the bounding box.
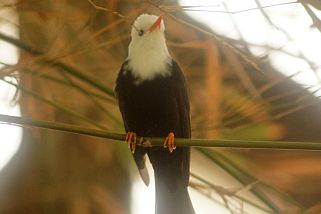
[0,0,321,213]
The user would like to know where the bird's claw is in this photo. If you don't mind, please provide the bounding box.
[163,132,176,153]
[125,131,136,154]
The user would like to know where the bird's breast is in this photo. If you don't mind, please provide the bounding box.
[121,72,179,137]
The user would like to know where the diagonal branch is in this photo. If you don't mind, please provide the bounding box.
[147,0,264,74]
[300,1,321,33]
[190,172,273,213]
[0,32,115,98]
[160,1,299,14]
[87,0,129,20]
[1,79,108,129]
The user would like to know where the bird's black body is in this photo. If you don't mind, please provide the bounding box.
[115,59,195,214]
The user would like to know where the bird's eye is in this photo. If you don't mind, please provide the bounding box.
[138,29,144,36]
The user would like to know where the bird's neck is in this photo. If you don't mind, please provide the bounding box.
[127,36,171,84]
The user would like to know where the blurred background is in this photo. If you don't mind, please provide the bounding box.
[0,0,321,213]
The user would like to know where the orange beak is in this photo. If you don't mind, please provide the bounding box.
[149,15,163,32]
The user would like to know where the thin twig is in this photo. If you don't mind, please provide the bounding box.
[87,0,129,20]
[190,173,272,213]
[147,0,264,74]
[87,0,143,34]
[160,1,299,14]
[0,32,115,98]
[27,73,114,103]
[1,79,108,130]
[198,148,305,211]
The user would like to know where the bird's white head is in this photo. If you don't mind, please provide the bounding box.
[127,14,171,83]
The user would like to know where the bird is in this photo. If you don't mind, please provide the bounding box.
[115,14,195,214]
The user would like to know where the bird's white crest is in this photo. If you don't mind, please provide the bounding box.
[126,14,171,84]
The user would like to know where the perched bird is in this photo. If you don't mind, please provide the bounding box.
[115,14,195,214]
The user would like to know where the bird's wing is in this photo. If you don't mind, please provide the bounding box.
[115,62,150,186]
[172,60,191,138]
[172,60,191,186]
[150,60,194,214]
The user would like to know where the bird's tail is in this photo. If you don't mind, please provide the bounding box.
[154,172,195,214]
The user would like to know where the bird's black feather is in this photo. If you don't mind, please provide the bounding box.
[115,59,194,214]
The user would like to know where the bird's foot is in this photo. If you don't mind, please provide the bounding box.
[163,132,176,153]
[125,132,136,154]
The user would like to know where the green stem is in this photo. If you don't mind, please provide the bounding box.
[0,114,124,140]
[1,114,321,151]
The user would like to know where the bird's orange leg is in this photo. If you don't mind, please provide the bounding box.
[163,132,176,153]
[125,132,136,154]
